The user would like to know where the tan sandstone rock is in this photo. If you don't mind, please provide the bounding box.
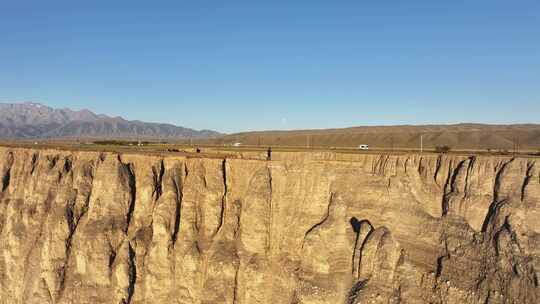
[0,147,538,303]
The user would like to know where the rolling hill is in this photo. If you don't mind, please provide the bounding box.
[214,124,540,151]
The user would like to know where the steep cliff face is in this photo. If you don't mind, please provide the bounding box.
[0,147,539,304]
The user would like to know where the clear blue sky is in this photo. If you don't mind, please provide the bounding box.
[1,1,539,133]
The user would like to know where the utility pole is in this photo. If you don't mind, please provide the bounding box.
[420,135,423,153]
[513,137,520,156]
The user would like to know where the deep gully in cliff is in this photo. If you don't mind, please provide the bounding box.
[117,155,138,303]
[1,151,13,193]
[215,159,228,237]
[170,163,186,247]
[433,155,443,186]
[59,160,94,296]
[118,155,137,235]
[350,218,374,280]
[29,152,38,175]
[301,192,334,249]
[480,158,514,233]
[441,158,467,216]
[151,159,165,201]
[521,161,535,202]
[126,242,137,304]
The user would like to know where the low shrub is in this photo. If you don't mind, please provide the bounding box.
[435,145,451,153]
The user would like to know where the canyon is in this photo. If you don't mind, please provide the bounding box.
[0,146,539,303]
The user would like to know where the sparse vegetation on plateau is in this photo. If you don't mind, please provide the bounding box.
[93,140,153,146]
[435,145,451,153]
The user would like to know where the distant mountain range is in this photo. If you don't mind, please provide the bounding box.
[0,102,220,139]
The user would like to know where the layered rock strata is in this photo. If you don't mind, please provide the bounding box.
[0,147,538,303]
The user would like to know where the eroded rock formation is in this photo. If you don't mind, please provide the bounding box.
[0,147,538,303]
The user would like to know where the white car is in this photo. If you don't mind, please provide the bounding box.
[358,144,369,150]
[232,142,242,147]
